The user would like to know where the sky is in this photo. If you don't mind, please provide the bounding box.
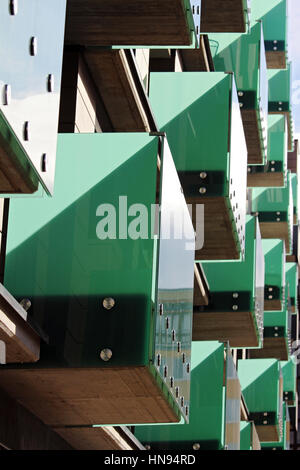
[288,0,300,139]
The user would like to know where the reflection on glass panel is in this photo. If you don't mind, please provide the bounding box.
[230,78,248,258]
[0,0,66,194]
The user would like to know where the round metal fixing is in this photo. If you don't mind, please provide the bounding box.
[23,121,30,141]
[193,443,201,451]
[145,445,151,450]
[239,102,244,108]
[9,0,18,15]
[100,348,112,362]
[20,298,31,311]
[273,47,278,51]
[232,305,238,311]
[199,171,207,179]
[3,84,11,106]
[247,167,251,173]
[30,36,37,56]
[41,153,47,173]
[263,420,268,425]
[199,187,207,194]
[273,40,278,44]
[276,212,281,215]
[47,74,54,93]
[278,107,282,111]
[271,161,275,165]
[233,293,239,299]
[157,354,161,367]
[268,287,273,292]
[268,295,273,299]
[276,218,281,222]
[271,168,275,172]
[102,297,115,310]
[238,91,244,97]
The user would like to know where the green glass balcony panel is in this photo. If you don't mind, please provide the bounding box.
[268,66,291,105]
[0,0,67,195]
[251,171,294,254]
[65,0,200,49]
[261,403,289,450]
[250,0,288,69]
[149,71,247,261]
[240,421,261,451]
[264,310,288,331]
[247,115,288,188]
[1,133,195,426]
[263,239,285,311]
[291,174,298,224]
[200,0,250,33]
[135,341,234,451]
[285,262,298,313]
[281,359,297,406]
[268,65,294,151]
[194,216,264,348]
[238,359,283,442]
[209,23,268,164]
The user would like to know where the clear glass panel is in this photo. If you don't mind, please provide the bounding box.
[155,139,195,422]
[288,174,294,252]
[0,0,66,194]
[259,24,268,163]
[229,78,248,258]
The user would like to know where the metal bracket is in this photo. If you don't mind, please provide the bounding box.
[265,40,285,52]
[269,101,289,113]
[249,411,277,426]
[178,170,225,198]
